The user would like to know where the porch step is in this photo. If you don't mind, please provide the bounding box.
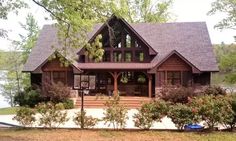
[75,96,151,108]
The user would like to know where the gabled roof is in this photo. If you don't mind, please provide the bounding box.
[23,17,219,72]
[88,15,157,55]
[149,50,200,73]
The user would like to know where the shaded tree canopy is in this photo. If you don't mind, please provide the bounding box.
[208,0,236,30]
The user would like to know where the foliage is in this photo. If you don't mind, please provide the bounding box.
[103,96,128,129]
[42,82,71,103]
[159,85,196,104]
[73,110,99,128]
[0,0,27,38]
[14,87,42,108]
[202,85,226,96]
[12,13,39,63]
[0,13,38,106]
[168,103,200,130]
[213,43,236,84]
[133,100,169,129]
[36,102,69,128]
[13,107,36,127]
[222,95,236,131]
[137,75,146,83]
[208,0,236,30]
[62,99,74,109]
[190,95,233,130]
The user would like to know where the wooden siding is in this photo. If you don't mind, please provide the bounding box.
[41,59,74,87]
[42,59,72,72]
[158,54,192,71]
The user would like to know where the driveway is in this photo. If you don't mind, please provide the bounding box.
[0,108,177,129]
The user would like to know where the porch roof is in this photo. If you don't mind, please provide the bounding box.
[77,63,154,70]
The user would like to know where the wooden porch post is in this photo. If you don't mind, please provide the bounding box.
[109,71,120,96]
[114,72,118,96]
[148,74,152,98]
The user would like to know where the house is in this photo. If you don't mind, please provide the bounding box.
[23,15,218,104]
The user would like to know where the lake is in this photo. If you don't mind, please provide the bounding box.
[0,70,10,108]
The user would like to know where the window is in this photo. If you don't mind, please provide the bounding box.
[118,42,121,48]
[126,34,131,48]
[135,40,141,48]
[103,51,110,62]
[167,71,181,85]
[113,52,122,62]
[125,52,132,62]
[135,51,144,62]
[53,71,66,84]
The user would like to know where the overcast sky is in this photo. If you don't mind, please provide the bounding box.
[0,0,235,51]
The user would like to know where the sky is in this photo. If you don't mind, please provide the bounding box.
[0,0,235,51]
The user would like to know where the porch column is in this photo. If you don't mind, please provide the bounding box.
[148,74,152,98]
[114,72,118,96]
[109,71,120,96]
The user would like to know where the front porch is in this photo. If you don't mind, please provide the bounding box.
[83,71,155,98]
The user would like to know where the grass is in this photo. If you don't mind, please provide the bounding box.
[0,129,236,141]
[0,107,19,115]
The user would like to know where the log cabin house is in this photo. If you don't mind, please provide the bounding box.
[23,15,218,107]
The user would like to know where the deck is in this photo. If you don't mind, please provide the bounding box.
[75,96,152,108]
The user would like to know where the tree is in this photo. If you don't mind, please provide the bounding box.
[214,43,236,84]
[17,13,39,63]
[0,0,27,38]
[208,0,236,30]
[0,13,39,106]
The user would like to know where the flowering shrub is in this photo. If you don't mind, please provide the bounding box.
[168,103,200,130]
[222,95,236,131]
[159,85,196,104]
[13,107,36,127]
[36,102,69,128]
[42,82,71,103]
[133,100,169,129]
[202,85,226,96]
[190,95,233,130]
[103,96,128,129]
[73,110,99,128]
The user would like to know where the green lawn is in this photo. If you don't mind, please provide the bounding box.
[0,107,19,115]
[0,129,236,141]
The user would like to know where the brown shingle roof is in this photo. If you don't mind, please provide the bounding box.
[131,22,218,71]
[23,22,218,72]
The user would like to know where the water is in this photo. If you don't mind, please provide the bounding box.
[0,70,10,108]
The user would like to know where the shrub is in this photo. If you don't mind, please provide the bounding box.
[222,95,236,131]
[190,95,233,131]
[103,96,128,129]
[14,87,42,108]
[62,99,74,109]
[73,110,99,128]
[133,100,169,129]
[168,103,200,130]
[159,85,196,104]
[36,102,69,128]
[13,107,36,127]
[42,82,71,103]
[202,85,226,96]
